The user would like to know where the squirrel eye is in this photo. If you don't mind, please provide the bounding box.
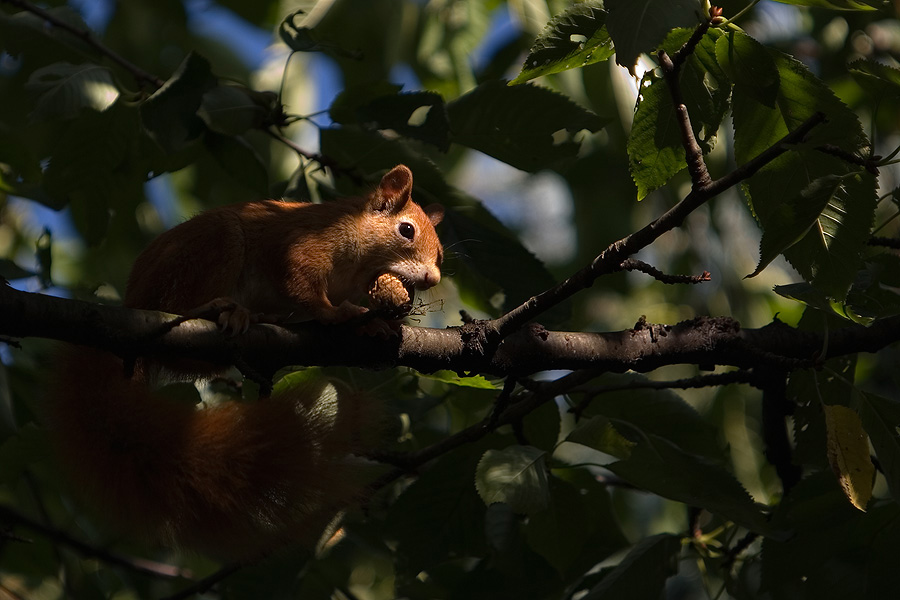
[398,222,415,240]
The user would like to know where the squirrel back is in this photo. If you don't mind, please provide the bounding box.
[49,165,442,557]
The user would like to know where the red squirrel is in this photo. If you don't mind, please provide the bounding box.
[50,165,443,558]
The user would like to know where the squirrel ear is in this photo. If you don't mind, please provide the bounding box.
[373,165,413,212]
[424,204,444,226]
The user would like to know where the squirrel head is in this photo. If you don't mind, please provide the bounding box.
[363,165,444,291]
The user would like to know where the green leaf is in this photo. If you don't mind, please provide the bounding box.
[848,59,900,102]
[42,101,139,215]
[522,399,562,452]
[566,416,635,459]
[579,378,727,462]
[748,174,846,278]
[715,30,780,107]
[198,85,266,136]
[607,433,774,534]
[605,0,703,74]
[329,81,403,124]
[731,38,873,300]
[25,62,119,120]
[770,0,880,9]
[140,52,216,154]
[446,80,606,172]
[629,28,728,199]
[278,9,361,59]
[524,477,598,577]
[788,315,856,469]
[354,91,451,151]
[510,1,614,85]
[785,167,876,300]
[203,131,269,195]
[417,370,499,389]
[0,6,98,62]
[627,75,685,200]
[386,447,487,573]
[857,393,900,504]
[581,533,681,599]
[319,125,450,194]
[475,446,550,515]
[763,473,900,597]
[824,404,874,511]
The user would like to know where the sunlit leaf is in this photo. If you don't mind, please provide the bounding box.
[447,80,606,172]
[629,28,728,199]
[824,404,875,511]
[605,0,703,74]
[510,1,614,85]
[417,370,499,389]
[748,174,845,278]
[26,62,119,120]
[476,446,550,515]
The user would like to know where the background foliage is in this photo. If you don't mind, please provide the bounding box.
[1,0,900,598]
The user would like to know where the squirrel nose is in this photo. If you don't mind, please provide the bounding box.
[420,268,440,289]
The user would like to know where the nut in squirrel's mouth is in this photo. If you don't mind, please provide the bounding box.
[368,272,415,313]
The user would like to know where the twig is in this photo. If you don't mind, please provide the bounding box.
[817,143,880,175]
[368,370,603,489]
[619,259,711,285]
[868,236,900,249]
[569,370,758,417]
[658,12,716,189]
[0,504,191,580]
[492,111,826,338]
[0,0,165,89]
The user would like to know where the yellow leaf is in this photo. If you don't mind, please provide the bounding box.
[824,404,875,511]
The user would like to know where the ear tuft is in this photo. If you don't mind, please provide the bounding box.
[373,165,413,212]
[424,204,444,226]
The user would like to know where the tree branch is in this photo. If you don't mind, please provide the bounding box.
[0,0,165,89]
[491,111,826,337]
[2,285,897,379]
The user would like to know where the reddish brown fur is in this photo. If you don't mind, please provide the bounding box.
[51,348,379,558]
[50,165,442,557]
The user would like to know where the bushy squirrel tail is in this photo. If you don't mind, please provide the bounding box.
[49,347,379,558]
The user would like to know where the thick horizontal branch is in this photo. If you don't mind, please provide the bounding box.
[1,285,898,380]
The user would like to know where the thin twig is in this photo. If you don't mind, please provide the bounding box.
[0,504,191,580]
[569,370,758,417]
[868,236,900,249]
[619,259,711,285]
[817,143,880,175]
[492,111,826,338]
[0,0,165,89]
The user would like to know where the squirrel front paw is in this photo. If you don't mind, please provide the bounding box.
[187,297,257,335]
